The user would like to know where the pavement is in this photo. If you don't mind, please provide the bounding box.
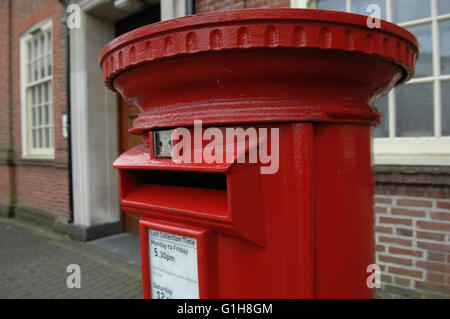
[0,218,143,299]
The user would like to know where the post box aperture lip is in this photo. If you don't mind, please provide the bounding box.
[118,161,266,246]
[100,8,418,89]
[119,170,228,218]
[99,8,418,134]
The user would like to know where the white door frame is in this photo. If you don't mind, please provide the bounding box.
[69,0,187,237]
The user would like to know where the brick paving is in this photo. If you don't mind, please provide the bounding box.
[0,218,142,299]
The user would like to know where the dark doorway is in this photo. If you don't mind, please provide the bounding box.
[115,3,161,36]
[115,3,160,234]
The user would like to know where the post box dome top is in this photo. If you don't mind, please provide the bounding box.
[100,8,418,91]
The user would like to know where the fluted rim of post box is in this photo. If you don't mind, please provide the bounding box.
[99,8,419,92]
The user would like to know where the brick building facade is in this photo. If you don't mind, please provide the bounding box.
[0,0,69,225]
[0,0,449,299]
[374,168,450,298]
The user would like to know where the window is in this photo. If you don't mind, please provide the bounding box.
[20,19,54,158]
[303,0,450,165]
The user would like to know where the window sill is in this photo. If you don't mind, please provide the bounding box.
[374,137,450,166]
[21,154,55,161]
[15,157,67,168]
[374,154,450,166]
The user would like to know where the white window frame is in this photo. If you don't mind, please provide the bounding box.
[293,0,450,166]
[160,0,187,20]
[20,18,54,159]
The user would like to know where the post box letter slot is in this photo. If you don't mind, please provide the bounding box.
[119,170,229,219]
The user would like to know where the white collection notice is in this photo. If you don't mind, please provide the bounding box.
[148,229,199,299]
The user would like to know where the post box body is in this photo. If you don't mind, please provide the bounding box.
[100,9,418,298]
[116,123,374,298]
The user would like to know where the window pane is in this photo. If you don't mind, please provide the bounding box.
[33,38,38,58]
[25,28,53,153]
[47,56,52,76]
[373,95,389,137]
[440,19,450,75]
[30,62,34,82]
[396,83,434,137]
[41,85,45,105]
[408,24,433,78]
[48,82,52,102]
[38,106,42,126]
[438,0,450,15]
[44,104,49,125]
[31,87,36,106]
[393,0,430,23]
[44,128,49,148]
[43,82,48,102]
[38,128,43,148]
[317,0,347,11]
[27,42,32,62]
[27,62,32,83]
[32,107,36,127]
[45,56,49,77]
[32,129,36,148]
[443,81,450,136]
[40,34,45,58]
[30,40,34,62]
[50,127,53,148]
[40,57,45,79]
[47,31,52,53]
[352,0,386,20]
[33,61,38,81]
[37,85,42,104]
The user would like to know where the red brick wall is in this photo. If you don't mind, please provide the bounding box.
[0,166,10,209]
[0,1,10,149]
[195,0,290,13]
[0,1,12,209]
[16,164,69,215]
[375,169,450,298]
[1,0,69,216]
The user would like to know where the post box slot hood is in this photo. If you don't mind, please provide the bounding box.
[117,152,265,245]
[114,144,233,173]
[113,125,267,173]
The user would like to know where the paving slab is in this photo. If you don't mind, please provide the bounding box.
[0,218,142,299]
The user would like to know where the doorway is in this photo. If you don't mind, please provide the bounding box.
[116,4,161,234]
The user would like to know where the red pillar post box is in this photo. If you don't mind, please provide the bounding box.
[100,9,417,299]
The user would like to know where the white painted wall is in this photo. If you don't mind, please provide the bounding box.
[69,0,187,229]
[290,0,313,8]
[161,0,187,20]
[70,10,119,227]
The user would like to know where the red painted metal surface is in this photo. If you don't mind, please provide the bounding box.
[100,9,417,298]
[100,8,418,134]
